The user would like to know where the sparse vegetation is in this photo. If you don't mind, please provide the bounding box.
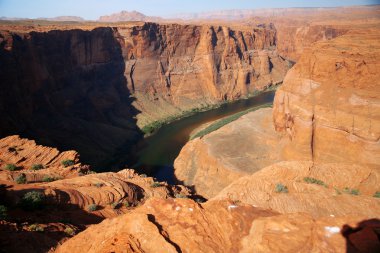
[190,103,272,140]
[31,164,44,170]
[124,201,130,208]
[64,227,75,236]
[42,175,60,182]
[94,182,104,188]
[343,187,360,195]
[20,191,45,210]
[175,193,188,199]
[151,182,161,188]
[275,183,289,193]
[303,177,327,187]
[28,224,44,232]
[334,187,342,195]
[140,174,147,178]
[0,205,7,219]
[111,202,120,209]
[4,164,18,171]
[87,204,98,212]
[61,159,75,167]
[15,173,27,184]
[374,191,380,198]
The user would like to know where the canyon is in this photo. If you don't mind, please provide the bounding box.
[0,5,379,253]
[0,21,290,169]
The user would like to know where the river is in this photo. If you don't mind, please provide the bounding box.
[133,90,276,184]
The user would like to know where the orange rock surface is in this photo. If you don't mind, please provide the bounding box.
[56,197,380,253]
[273,29,380,167]
[215,161,380,218]
[174,108,283,198]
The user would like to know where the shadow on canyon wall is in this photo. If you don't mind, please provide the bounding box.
[0,28,144,171]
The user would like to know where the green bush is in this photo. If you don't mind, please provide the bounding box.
[87,204,98,212]
[151,182,161,188]
[374,191,380,198]
[0,205,7,219]
[343,187,360,195]
[28,224,44,232]
[15,173,27,184]
[303,177,327,187]
[64,227,75,236]
[20,191,45,210]
[111,202,120,209]
[61,159,75,167]
[31,164,44,170]
[4,164,18,171]
[124,201,130,208]
[275,183,289,193]
[42,176,56,182]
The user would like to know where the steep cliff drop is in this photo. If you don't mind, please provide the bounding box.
[0,22,290,170]
[174,27,380,198]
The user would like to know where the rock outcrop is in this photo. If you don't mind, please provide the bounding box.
[273,30,380,167]
[215,161,380,218]
[174,108,283,198]
[56,197,380,253]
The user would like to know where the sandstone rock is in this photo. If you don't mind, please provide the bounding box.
[273,29,380,167]
[56,197,379,253]
[215,161,380,218]
[174,108,283,198]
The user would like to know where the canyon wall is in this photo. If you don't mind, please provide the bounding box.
[118,23,290,127]
[0,22,290,168]
[273,29,380,167]
[174,27,380,198]
[0,27,142,169]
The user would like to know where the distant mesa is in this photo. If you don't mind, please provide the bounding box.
[98,10,162,22]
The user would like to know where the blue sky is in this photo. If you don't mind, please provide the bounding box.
[0,0,379,20]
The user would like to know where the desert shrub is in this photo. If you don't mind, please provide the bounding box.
[94,182,104,188]
[111,202,120,209]
[20,191,45,210]
[124,201,130,208]
[374,191,380,198]
[31,164,44,170]
[87,204,98,212]
[151,182,161,188]
[275,183,289,193]
[175,193,188,199]
[28,224,44,232]
[4,164,18,171]
[61,159,75,167]
[64,227,75,236]
[42,176,56,182]
[303,177,327,187]
[0,205,7,219]
[343,187,360,195]
[15,173,27,184]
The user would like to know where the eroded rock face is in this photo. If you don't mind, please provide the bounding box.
[0,27,142,169]
[118,23,290,127]
[215,161,380,218]
[56,197,380,253]
[273,30,380,167]
[174,108,283,198]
